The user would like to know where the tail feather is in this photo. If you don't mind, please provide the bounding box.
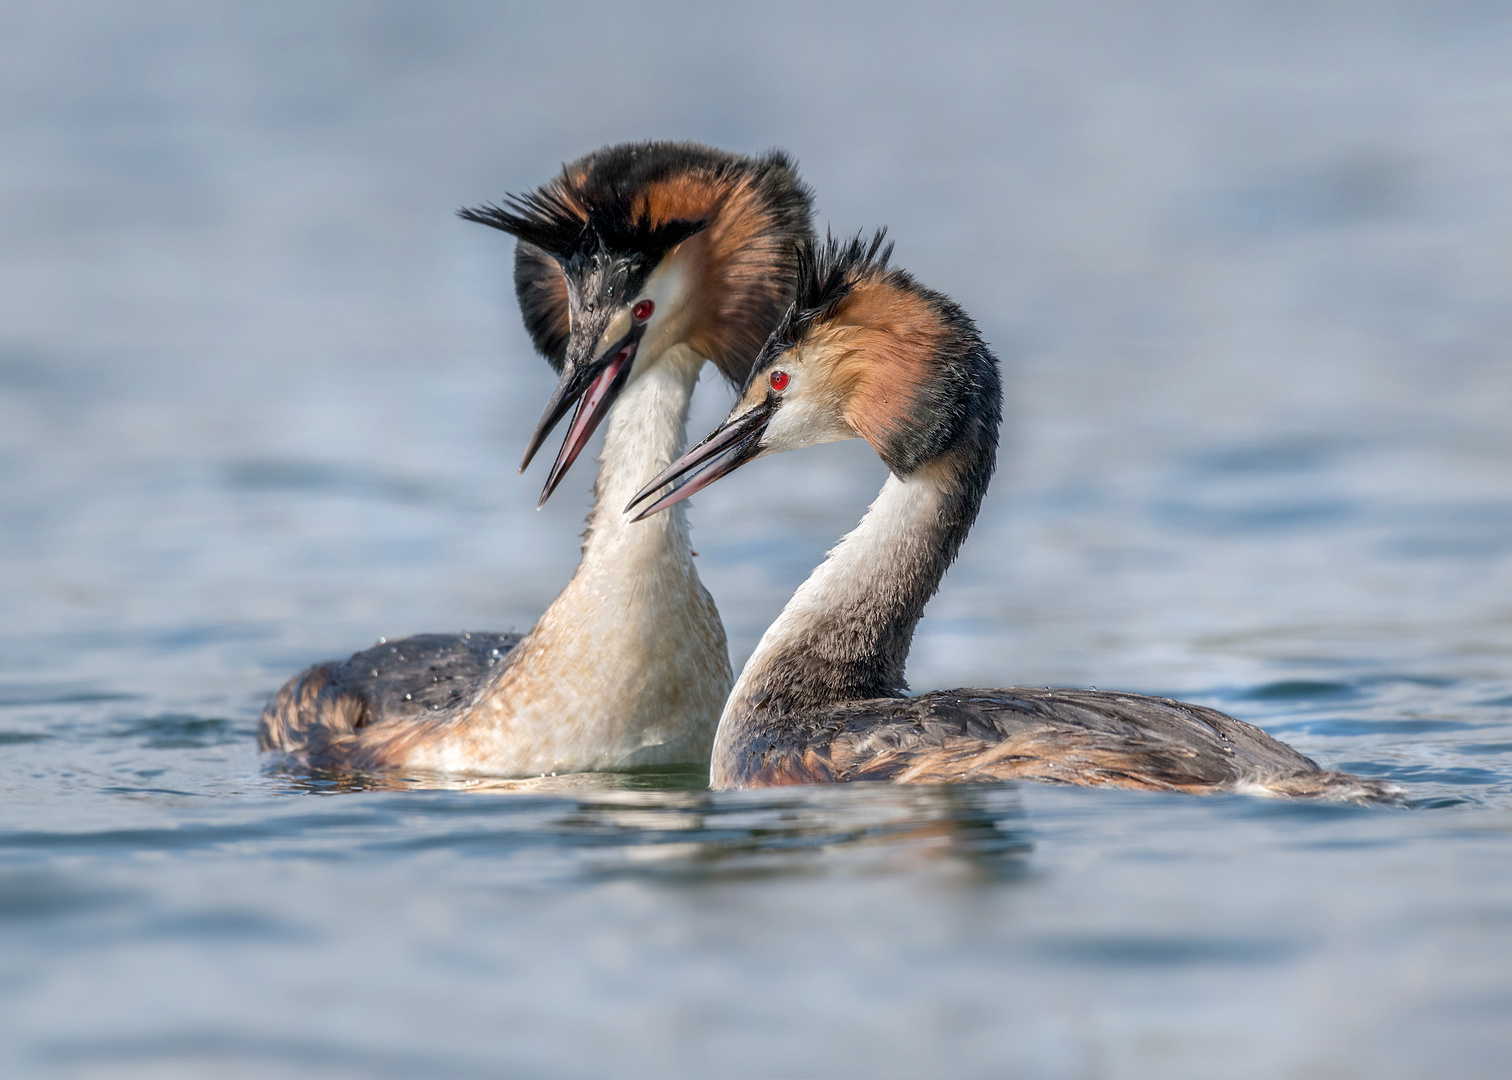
[257,662,365,759]
[1248,769,1405,804]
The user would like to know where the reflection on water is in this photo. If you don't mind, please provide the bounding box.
[4,1,1512,1076]
[528,784,1031,884]
[267,769,1035,882]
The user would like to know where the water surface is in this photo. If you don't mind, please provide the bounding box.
[3,3,1512,1076]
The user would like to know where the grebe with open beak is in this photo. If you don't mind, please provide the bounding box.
[630,233,1397,801]
[259,142,814,777]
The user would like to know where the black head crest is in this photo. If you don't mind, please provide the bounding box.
[458,188,706,266]
[462,142,816,383]
[751,229,896,375]
[793,228,894,319]
[457,141,776,264]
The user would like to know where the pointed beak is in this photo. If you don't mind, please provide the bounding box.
[624,399,776,521]
[521,326,644,507]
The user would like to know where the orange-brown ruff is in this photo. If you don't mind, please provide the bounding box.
[629,234,1399,802]
[260,142,814,776]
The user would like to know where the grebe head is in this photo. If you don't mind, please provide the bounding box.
[627,230,1000,519]
[459,142,813,505]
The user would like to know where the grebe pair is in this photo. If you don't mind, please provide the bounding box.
[259,142,814,774]
[261,141,1392,801]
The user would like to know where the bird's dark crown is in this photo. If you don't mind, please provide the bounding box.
[460,141,814,383]
[459,141,801,265]
[460,182,703,269]
[751,229,898,366]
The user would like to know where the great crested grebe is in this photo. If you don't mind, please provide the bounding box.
[258,142,814,776]
[629,233,1397,800]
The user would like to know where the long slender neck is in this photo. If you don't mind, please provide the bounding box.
[387,342,731,776]
[723,437,993,725]
[578,344,705,566]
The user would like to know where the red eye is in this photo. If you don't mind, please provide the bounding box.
[632,299,654,322]
[769,370,789,393]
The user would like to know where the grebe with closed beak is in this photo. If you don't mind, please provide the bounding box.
[259,142,814,776]
[629,233,1397,801]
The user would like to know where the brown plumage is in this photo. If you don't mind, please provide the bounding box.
[629,233,1399,802]
[261,633,521,768]
[732,690,1388,801]
[464,141,814,384]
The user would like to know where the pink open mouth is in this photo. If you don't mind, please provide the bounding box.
[538,342,636,506]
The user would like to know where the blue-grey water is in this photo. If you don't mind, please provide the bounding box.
[4,3,1512,1076]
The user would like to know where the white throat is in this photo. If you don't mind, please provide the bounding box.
[404,343,733,776]
[721,468,946,724]
[581,345,704,560]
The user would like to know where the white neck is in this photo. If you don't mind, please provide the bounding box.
[579,346,704,564]
[401,344,733,776]
[720,467,950,727]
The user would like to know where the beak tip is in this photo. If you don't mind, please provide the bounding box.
[537,472,565,509]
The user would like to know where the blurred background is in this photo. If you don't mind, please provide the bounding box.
[3,2,1511,1077]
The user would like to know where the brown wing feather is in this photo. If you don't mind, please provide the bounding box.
[742,688,1398,802]
[258,632,523,766]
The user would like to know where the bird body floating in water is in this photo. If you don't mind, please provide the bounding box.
[630,232,1398,801]
[259,142,814,776]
